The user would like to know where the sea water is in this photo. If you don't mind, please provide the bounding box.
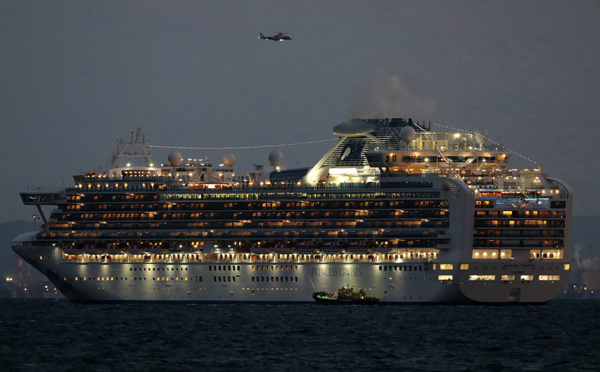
[1,299,599,371]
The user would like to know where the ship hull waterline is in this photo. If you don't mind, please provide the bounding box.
[13,244,566,304]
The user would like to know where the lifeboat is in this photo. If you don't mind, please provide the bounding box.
[82,243,103,254]
[250,242,271,255]
[348,240,370,254]
[236,244,251,253]
[128,243,147,254]
[296,240,318,254]
[106,243,125,254]
[374,241,396,253]
[62,243,83,255]
[322,241,344,254]
[148,243,170,254]
[273,242,293,254]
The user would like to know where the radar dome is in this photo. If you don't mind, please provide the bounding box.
[400,126,416,142]
[223,154,236,169]
[167,151,183,166]
[269,151,283,167]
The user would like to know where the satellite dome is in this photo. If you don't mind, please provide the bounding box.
[167,151,183,166]
[223,154,236,169]
[400,126,416,142]
[269,151,283,167]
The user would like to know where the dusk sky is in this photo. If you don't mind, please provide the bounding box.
[2,1,599,222]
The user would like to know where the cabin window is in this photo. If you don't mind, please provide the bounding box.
[469,275,495,281]
[539,275,560,281]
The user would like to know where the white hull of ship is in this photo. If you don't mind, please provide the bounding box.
[14,244,567,304]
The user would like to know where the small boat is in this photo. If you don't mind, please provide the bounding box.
[312,286,379,305]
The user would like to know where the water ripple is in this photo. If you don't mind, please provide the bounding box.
[2,300,600,371]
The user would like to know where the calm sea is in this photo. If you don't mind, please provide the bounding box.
[1,299,598,371]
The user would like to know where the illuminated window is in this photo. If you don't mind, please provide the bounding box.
[541,249,563,259]
[501,275,515,281]
[440,264,453,270]
[469,275,495,281]
[460,264,469,270]
[539,275,560,281]
[472,249,498,259]
[564,264,570,271]
[520,275,534,281]
[438,275,453,281]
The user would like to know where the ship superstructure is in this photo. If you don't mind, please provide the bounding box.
[12,121,572,303]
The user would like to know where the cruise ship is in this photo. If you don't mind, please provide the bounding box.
[12,118,572,304]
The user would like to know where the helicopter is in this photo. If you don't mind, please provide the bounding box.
[258,32,292,41]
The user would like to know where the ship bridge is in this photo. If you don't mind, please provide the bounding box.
[20,189,65,225]
[20,189,65,205]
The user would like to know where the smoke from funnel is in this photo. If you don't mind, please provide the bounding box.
[345,70,437,120]
[574,244,600,289]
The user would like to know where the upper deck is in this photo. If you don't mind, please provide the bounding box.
[20,119,570,208]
